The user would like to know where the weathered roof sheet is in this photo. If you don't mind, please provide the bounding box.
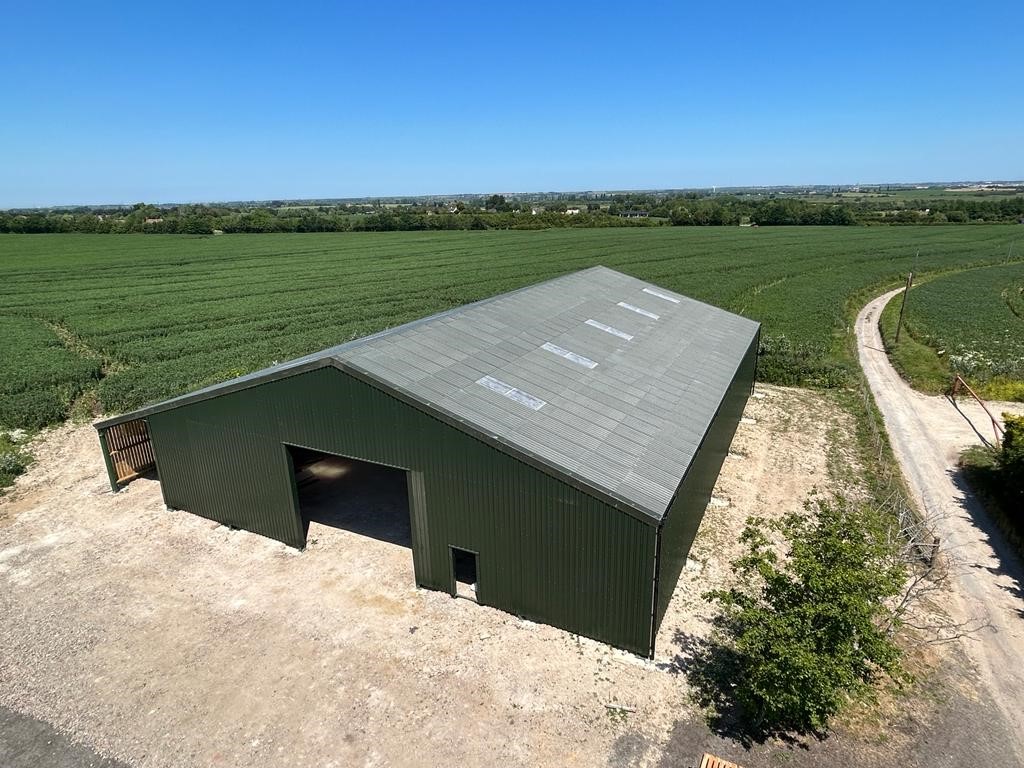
[97,266,759,522]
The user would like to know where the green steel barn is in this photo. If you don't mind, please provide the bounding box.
[95,266,759,656]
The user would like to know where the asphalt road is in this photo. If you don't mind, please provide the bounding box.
[856,288,1024,764]
[0,706,126,768]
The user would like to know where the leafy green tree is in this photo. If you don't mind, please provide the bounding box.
[485,194,512,212]
[178,211,213,234]
[670,206,694,226]
[1000,413,1024,503]
[704,496,905,732]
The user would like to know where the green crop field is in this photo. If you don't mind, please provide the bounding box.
[880,261,1024,399]
[0,316,103,430]
[877,188,1024,202]
[1,226,1022,431]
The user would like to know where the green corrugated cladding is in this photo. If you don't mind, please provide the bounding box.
[652,332,758,632]
[146,366,657,655]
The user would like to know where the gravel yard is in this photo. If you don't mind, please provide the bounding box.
[0,385,886,767]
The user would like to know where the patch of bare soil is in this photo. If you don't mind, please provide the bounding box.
[0,386,939,767]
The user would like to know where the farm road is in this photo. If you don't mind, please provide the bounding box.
[857,288,1024,763]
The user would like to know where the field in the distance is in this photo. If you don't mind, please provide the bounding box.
[880,261,1024,399]
[1,226,1021,429]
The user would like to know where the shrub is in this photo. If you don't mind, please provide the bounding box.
[704,496,905,732]
[0,447,31,488]
[998,413,1024,508]
[960,425,1024,552]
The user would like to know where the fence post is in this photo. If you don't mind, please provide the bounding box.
[98,429,120,494]
[894,272,914,343]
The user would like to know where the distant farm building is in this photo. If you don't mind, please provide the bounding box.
[565,207,582,215]
[95,267,759,656]
[619,210,649,218]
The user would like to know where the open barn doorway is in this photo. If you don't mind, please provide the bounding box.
[286,445,412,548]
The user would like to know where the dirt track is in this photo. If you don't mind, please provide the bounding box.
[856,288,1024,763]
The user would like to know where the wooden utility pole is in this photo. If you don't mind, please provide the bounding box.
[895,271,914,344]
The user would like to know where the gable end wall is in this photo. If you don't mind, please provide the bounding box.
[146,365,657,655]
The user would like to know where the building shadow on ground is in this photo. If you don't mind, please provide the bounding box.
[666,629,823,751]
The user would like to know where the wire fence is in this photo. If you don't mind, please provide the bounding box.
[858,379,940,566]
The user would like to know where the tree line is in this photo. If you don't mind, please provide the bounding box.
[3,194,1023,234]
[0,202,659,234]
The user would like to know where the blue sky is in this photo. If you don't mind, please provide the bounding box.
[1,1,1021,207]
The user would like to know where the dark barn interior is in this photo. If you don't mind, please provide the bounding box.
[288,445,412,548]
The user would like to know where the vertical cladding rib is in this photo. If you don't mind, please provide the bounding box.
[653,333,758,633]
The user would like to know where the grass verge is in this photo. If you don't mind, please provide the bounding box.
[878,293,952,395]
[878,287,1024,401]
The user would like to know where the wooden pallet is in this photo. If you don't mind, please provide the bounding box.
[699,754,742,768]
[106,418,156,484]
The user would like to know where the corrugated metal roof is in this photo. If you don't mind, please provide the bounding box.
[97,266,759,522]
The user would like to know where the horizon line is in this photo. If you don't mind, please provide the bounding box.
[4,178,1024,212]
